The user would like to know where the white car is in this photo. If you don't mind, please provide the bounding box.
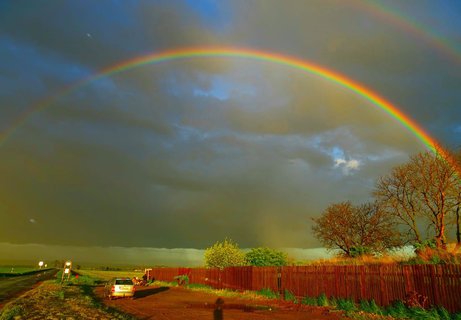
[104,277,135,299]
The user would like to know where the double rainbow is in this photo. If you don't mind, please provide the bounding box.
[4,47,457,172]
[1,47,436,152]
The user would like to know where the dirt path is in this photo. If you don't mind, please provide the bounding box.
[95,285,350,320]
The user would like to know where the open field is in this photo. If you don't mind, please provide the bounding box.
[77,269,145,282]
[0,267,38,274]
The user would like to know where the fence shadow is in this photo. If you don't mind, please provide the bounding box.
[134,286,169,299]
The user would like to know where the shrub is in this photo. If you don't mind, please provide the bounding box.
[204,238,245,268]
[435,307,451,320]
[284,289,298,303]
[301,296,317,306]
[173,275,189,285]
[349,246,372,258]
[255,288,279,299]
[245,247,288,266]
[359,299,382,315]
[335,298,357,312]
[385,300,408,318]
[317,293,329,306]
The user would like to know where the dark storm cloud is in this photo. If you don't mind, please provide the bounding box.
[225,0,461,147]
[0,0,460,256]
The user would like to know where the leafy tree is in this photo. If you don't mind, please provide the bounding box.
[204,238,245,268]
[245,247,288,266]
[374,150,461,249]
[312,201,401,257]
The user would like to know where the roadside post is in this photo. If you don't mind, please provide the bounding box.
[61,261,72,283]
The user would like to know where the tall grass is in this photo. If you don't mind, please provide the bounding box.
[283,289,298,303]
[299,293,461,319]
[255,288,279,299]
[0,305,23,320]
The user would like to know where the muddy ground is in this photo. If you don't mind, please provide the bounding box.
[95,285,351,320]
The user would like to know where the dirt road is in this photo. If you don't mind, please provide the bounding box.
[95,285,350,320]
[0,269,58,307]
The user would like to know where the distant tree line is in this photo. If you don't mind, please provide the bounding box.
[312,148,461,258]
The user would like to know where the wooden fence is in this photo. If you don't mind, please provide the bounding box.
[147,264,461,312]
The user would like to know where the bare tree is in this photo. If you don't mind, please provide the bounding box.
[449,150,461,250]
[374,164,423,244]
[312,201,400,257]
[375,150,461,249]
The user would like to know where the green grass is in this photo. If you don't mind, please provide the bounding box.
[317,293,329,306]
[0,266,37,274]
[297,294,461,320]
[0,305,23,320]
[255,288,279,299]
[186,283,213,290]
[76,269,144,282]
[301,295,318,306]
[284,289,298,303]
[359,299,382,315]
[335,298,357,312]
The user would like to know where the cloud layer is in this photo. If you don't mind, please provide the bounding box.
[0,1,460,254]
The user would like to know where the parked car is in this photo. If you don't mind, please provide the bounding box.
[104,277,135,299]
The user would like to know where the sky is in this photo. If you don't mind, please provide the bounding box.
[0,0,460,265]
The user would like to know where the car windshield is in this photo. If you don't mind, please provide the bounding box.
[115,279,133,285]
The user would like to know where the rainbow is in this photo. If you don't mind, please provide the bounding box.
[361,1,461,66]
[4,47,457,171]
[0,47,437,150]
[3,44,457,174]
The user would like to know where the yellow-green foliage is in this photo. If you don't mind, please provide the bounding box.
[204,238,245,268]
[245,247,288,266]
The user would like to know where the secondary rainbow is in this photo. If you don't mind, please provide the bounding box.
[361,0,461,66]
[0,46,437,153]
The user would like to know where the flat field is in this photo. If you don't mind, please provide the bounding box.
[0,266,37,274]
[76,269,144,281]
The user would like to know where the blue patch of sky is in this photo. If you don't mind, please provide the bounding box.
[192,75,256,100]
[67,0,147,55]
[184,0,233,32]
[330,146,345,160]
[0,36,91,99]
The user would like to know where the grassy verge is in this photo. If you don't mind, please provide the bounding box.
[300,293,461,320]
[0,272,136,320]
[152,280,282,301]
[0,266,36,274]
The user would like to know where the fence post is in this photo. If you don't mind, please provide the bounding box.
[277,266,282,298]
[379,265,385,306]
[360,265,366,300]
[430,265,439,307]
